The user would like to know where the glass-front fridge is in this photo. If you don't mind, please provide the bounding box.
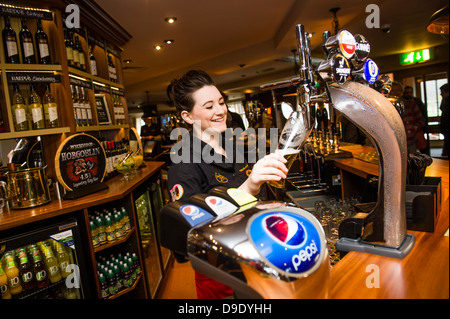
[134,186,163,299]
[148,180,171,272]
[0,218,92,299]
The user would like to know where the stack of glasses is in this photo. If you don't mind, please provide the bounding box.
[312,196,362,266]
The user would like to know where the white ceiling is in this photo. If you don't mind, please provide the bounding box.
[95,0,448,108]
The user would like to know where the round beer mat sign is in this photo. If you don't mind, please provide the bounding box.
[55,133,107,191]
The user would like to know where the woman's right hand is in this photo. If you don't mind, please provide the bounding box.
[238,153,288,195]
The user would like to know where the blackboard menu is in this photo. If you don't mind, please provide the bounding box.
[94,94,111,125]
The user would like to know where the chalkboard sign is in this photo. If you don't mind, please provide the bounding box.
[94,94,112,125]
[55,133,107,197]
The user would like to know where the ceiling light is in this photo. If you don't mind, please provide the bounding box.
[154,44,162,50]
[164,39,174,44]
[164,17,177,24]
[124,59,132,64]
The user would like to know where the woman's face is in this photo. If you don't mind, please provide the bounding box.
[182,85,228,134]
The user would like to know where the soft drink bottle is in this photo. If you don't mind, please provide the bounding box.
[4,253,22,295]
[44,247,62,283]
[126,258,136,282]
[131,253,141,276]
[121,263,132,288]
[112,265,123,291]
[0,265,12,299]
[107,269,118,296]
[18,250,36,291]
[121,207,131,232]
[99,273,110,299]
[57,245,71,278]
[33,250,49,288]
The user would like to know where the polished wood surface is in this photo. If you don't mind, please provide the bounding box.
[331,146,449,299]
[0,161,165,231]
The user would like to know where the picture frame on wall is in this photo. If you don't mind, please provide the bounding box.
[94,93,112,125]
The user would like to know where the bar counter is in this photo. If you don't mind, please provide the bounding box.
[0,161,165,232]
[331,146,449,299]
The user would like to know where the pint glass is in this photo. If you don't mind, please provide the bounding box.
[269,108,311,188]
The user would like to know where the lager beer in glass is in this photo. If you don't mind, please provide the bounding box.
[269,109,310,188]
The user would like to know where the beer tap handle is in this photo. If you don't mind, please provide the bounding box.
[322,31,331,58]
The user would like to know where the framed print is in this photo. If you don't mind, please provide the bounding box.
[94,93,112,125]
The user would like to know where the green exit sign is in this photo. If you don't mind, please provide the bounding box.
[400,48,433,65]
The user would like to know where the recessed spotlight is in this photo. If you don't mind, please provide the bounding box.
[164,17,177,24]
[164,39,174,44]
[124,59,132,64]
[154,44,162,50]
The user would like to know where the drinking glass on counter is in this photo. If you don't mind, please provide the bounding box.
[114,155,135,181]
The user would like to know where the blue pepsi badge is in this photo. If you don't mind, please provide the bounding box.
[247,209,326,277]
[180,204,215,227]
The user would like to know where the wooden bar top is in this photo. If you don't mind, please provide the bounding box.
[0,161,165,232]
[330,145,449,299]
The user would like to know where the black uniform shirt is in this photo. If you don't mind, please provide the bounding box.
[167,132,251,202]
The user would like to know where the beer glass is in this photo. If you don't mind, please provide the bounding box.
[269,108,312,188]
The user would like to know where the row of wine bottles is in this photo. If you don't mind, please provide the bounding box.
[2,16,51,64]
[2,15,118,84]
[11,83,59,131]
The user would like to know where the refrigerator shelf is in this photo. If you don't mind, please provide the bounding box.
[106,273,142,299]
[93,227,136,253]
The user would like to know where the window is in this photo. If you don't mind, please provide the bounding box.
[420,77,447,117]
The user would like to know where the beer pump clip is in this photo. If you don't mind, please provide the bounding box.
[299,24,415,258]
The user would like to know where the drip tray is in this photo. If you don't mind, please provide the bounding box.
[285,191,336,212]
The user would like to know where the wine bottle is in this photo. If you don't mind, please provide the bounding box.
[64,28,74,67]
[29,84,45,129]
[75,86,87,125]
[11,84,28,131]
[43,83,59,128]
[71,32,80,69]
[89,47,97,76]
[75,36,86,71]
[35,19,51,64]
[70,85,81,126]
[81,87,92,126]
[19,18,36,64]
[2,16,20,63]
[108,55,117,82]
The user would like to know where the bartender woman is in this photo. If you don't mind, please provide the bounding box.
[166,70,287,299]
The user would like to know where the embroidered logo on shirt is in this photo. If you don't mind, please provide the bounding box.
[170,184,184,201]
[246,169,252,177]
[215,172,228,183]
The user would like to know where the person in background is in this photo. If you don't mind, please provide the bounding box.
[403,86,428,153]
[166,70,287,299]
[140,116,162,141]
[439,83,449,157]
[391,82,426,154]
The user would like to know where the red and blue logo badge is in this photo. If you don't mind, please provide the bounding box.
[180,204,214,227]
[247,209,326,277]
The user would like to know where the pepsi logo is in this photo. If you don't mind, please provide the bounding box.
[248,209,326,277]
[180,204,215,226]
[264,215,305,246]
[208,197,222,205]
[181,205,199,216]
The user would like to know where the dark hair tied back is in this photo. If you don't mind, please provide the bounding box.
[167,70,215,114]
